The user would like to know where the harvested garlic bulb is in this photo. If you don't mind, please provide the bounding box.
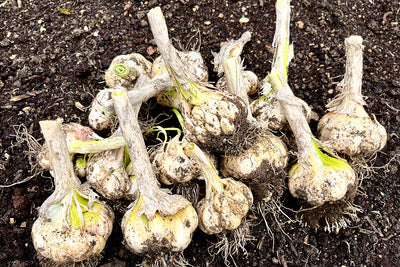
[112,87,198,255]
[184,142,253,235]
[318,36,387,157]
[150,131,217,185]
[220,132,288,200]
[288,139,356,206]
[32,120,114,263]
[269,70,356,207]
[148,7,250,155]
[86,147,137,200]
[122,194,198,254]
[104,53,152,90]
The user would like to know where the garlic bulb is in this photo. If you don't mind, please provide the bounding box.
[148,7,250,155]
[250,93,287,131]
[122,194,198,254]
[181,87,249,154]
[220,132,288,200]
[104,53,152,90]
[86,147,137,200]
[112,87,198,255]
[150,134,199,185]
[269,70,356,207]
[184,143,253,235]
[150,131,217,185]
[318,36,387,157]
[288,139,356,206]
[32,120,114,263]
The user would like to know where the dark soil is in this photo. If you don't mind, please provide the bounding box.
[1,0,399,266]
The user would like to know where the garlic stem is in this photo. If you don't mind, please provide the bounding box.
[112,89,159,197]
[271,0,293,80]
[148,7,200,86]
[327,36,365,114]
[268,71,317,166]
[112,88,190,218]
[39,120,81,190]
[184,143,224,198]
[222,57,252,118]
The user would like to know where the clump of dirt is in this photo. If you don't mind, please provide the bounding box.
[1,1,399,266]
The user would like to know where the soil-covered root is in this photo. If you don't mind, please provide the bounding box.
[206,219,256,266]
[37,253,102,267]
[171,181,201,207]
[138,252,190,267]
[298,180,360,232]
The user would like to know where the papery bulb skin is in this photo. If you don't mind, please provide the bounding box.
[288,152,356,206]
[86,150,134,200]
[89,89,115,130]
[150,136,217,185]
[216,70,259,96]
[184,90,249,155]
[250,94,287,131]
[121,196,198,255]
[197,178,253,235]
[151,53,208,82]
[220,133,288,200]
[32,190,114,263]
[105,53,152,89]
[318,106,387,157]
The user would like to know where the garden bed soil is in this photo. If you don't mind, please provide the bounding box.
[1,0,399,266]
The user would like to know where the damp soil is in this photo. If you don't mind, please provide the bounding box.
[1,0,400,266]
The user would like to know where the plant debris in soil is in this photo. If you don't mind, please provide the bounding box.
[1,0,400,266]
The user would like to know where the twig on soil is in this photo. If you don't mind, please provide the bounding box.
[364,215,384,237]
[277,251,288,267]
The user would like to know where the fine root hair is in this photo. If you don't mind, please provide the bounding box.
[207,219,256,266]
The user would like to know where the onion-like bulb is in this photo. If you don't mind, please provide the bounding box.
[121,194,198,254]
[148,7,250,155]
[112,87,198,255]
[86,147,138,200]
[104,53,152,90]
[184,142,253,235]
[288,139,356,206]
[317,36,387,157]
[32,120,114,263]
[220,132,288,201]
[269,70,356,207]
[150,127,217,185]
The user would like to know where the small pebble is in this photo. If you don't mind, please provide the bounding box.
[239,17,249,24]
[296,20,304,29]
[204,21,211,25]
